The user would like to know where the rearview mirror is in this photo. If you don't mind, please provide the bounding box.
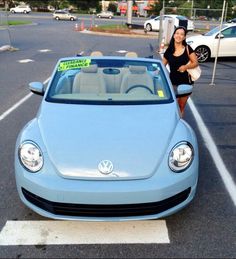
[29,82,44,96]
[176,84,193,98]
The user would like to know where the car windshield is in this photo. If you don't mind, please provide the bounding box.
[204,25,227,36]
[46,57,173,105]
[176,15,187,20]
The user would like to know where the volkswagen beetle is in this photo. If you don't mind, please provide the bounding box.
[15,55,198,221]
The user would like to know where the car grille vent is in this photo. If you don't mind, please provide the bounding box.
[22,187,191,217]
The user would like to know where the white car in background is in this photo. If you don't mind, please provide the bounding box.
[53,10,77,21]
[10,5,31,14]
[96,11,114,19]
[144,14,194,32]
[187,23,236,62]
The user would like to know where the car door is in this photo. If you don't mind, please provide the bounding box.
[152,16,168,31]
[216,26,236,57]
[151,16,160,30]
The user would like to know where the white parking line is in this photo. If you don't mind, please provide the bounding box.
[0,78,50,122]
[0,93,33,122]
[18,59,34,63]
[0,220,170,245]
[188,98,236,206]
[38,49,51,53]
[117,50,128,53]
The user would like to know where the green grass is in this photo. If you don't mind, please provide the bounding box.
[1,20,32,26]
[95,24,127,29]
[91,24,131,34]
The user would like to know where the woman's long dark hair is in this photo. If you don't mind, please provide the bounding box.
[167,26,188,54]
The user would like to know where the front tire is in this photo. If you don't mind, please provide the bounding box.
[195,46,210,63]
[145,23,152,31]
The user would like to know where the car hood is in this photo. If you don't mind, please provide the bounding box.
[38,102,178,180]
[187,34,209,43]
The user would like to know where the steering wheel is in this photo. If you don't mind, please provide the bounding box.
[125,85,153,94]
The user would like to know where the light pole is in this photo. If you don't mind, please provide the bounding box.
[127,0,133,26]
[224,1,228,22]
[187,0,194,18]
[191,0,194,19]
[101,0,105,12]
[5,0,12,47]
[209,0,227,86]
[159,0,165,51]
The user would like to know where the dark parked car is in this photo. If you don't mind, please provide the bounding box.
[227,17,236,23]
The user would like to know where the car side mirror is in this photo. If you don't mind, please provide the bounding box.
[216,33,224,39]
[29,82,44,96]
[176,84,193,98]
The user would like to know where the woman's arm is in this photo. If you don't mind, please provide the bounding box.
[178,45,199,72]
[186,51,198,69]
[162,56,168,66]
[178,52,198,72]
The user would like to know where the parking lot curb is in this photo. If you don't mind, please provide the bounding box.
[80,29,158,39]
[79,28,200,39]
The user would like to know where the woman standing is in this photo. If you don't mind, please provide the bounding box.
[162,26,198,117]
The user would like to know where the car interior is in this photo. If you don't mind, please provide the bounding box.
[49,53,171,102]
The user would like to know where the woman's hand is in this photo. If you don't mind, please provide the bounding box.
[178,51,199,73]
[177,65,187,73]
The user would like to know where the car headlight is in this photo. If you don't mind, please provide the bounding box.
[187,40,193,45]
[169,142,193,172]
[18,141,43,172]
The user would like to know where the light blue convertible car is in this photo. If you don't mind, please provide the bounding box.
[15,55,199,221]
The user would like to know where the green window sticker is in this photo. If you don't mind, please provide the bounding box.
[58,59,91,71]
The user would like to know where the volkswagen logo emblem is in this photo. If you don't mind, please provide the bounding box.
[98,160,114,175]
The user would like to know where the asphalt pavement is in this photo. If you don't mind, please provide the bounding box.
[0,23,200,50]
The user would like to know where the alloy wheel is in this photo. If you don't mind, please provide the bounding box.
[195,46,210,63]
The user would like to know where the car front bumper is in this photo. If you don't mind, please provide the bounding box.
[15,157,198,221]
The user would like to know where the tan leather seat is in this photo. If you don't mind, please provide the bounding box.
[90,51,103,56]
[125,52,138,58]
[120,65,154,94]
[72,64,106,94]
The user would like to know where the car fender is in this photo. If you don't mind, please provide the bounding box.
[167,119,198,160]
[15,118,47,154]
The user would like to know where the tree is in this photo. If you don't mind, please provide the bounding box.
[108,3,117,13]
[150,0,163,15]
[68,0,99,10]
[48,0,61,10]
[24,0,50,9]
[179,1,192,18]
[2,0,14,8]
